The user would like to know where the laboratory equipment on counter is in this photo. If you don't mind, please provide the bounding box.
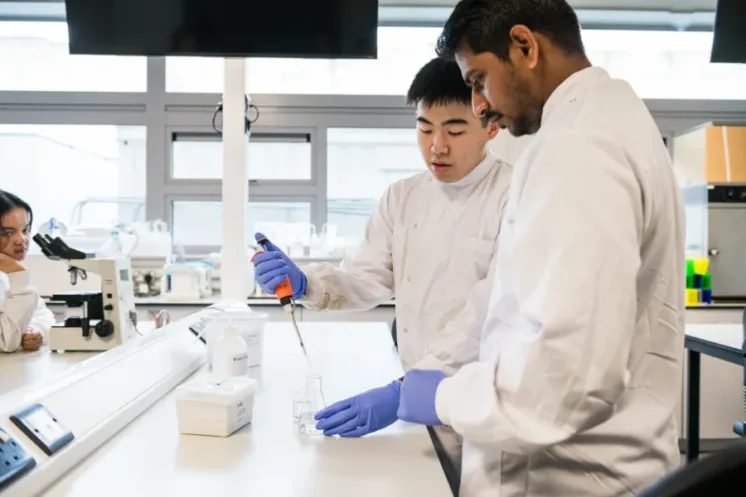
[132,269,162,297]
[23,253,102,297]
[202,311,268,368]
[58,224,139,257]
[175,376,257,437]
[127,220,172,296]
[32,234,138,352]
[154,309,171,329]
[0,308,209,496]
[127,220,173,259]
[212,324,249,377]
[296,375,325,436]
[254,235,308,359]
[686,257,713,306]
[37,217,68,238]
[705,184,746,299]
[206,250,256,297]
[160,261,213,301]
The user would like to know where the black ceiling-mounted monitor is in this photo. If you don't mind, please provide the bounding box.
[710,0,746,63]
[63,0,379,59]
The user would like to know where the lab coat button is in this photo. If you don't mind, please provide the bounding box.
[407,277,411,282]
[403,328,408,333]
[413,223,417,228]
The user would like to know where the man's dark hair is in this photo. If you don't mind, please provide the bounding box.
[406,57,472,107]
[436,0,585,61]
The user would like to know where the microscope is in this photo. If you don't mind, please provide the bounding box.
[32,234,139,352]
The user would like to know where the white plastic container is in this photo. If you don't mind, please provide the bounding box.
[205,312,268,368]
[175,376,257,437]
[212,324,249,377]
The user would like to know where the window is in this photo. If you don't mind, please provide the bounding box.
[165,27,441,94]
[0,125,146,231]
[166,27,746,100]
[171,201,312,247]
[0,22,146,92]
[585,30,746,100]
[326,128,423,241]
[171,133,312,180]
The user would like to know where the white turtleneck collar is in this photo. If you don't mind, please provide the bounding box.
[432,150,496,189]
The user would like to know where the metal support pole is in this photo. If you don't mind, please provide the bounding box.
[686,349,701,463]
[220,58,249,300]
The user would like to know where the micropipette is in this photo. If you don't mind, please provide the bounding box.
[253,237,326,406]
[253,237,309,360]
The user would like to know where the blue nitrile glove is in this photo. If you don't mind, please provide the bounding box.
[314,380,401,437]
[397,369,447,426]
[252,232,306,299]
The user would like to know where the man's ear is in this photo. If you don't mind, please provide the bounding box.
[488,121,499,139]
[509,24,539,69]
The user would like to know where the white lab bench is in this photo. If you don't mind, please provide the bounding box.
[44,295,398,325]
[37,297,746,452]
[0,321,451,497]
[680,307,745,451]
[683,323,744,461]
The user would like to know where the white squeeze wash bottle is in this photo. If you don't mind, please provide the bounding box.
[212,323,249,377]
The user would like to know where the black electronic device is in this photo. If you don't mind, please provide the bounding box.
[711,0,746,63]
[9,404,74,456]
[63,0,379,59]
[707,184,746,203]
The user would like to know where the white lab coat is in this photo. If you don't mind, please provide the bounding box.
[0,270,56,353]
[301,152,512,375]
[302,153,512,475]
[434,67,686,497]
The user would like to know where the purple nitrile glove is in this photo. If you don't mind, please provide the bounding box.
[314,380,401,437]
[397,369,447,426]
[252,232,306,299]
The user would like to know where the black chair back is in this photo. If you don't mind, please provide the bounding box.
[636,439,746,496]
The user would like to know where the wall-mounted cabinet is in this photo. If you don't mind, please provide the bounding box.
[674,125,746,185]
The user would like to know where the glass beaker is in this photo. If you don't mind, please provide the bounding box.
[293,389,309,423]
[296,375,325,436]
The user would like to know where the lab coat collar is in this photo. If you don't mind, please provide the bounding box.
[435,150,497,189]
[541,66,610,128]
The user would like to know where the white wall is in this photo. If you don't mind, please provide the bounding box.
[673,127,707,187]
[324,129,535,242]
[673,128,709,258]
[0,126,146,237]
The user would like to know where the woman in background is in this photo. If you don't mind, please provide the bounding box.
[0,190,55,352]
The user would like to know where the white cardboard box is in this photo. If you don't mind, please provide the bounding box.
[175,375,257,437]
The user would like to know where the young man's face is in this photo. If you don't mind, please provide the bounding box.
[416,102,498,183]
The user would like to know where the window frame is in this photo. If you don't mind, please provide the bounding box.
[0,30,744,256]
[166,124,319,185]
[167,193,317,255]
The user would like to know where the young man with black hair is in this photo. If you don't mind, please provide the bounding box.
[252,57,513,485]
[396,1,686,496]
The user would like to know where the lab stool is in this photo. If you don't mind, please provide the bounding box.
[636,439,746,496]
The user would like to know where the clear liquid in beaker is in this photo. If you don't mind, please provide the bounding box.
[293,374,326,436]
[298,412,323,436]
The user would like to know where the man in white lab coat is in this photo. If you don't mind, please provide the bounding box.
[252,57,513,482]
[396,1,687,496]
